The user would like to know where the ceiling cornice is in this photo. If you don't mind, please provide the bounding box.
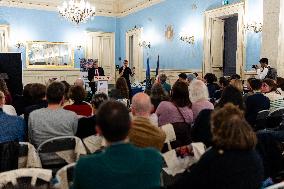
[0,0,164,17]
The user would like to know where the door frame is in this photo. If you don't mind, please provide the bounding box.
[203,2,245,77]
[125,27,144,82]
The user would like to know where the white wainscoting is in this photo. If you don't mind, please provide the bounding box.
[23,69,80,86]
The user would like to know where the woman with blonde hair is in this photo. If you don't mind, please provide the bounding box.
[170,103,264,189]
[189,80,214,120]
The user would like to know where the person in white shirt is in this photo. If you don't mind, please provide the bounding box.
[256,58,269,80]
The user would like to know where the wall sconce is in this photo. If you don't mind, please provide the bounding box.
[180,34,195,44]
[246,21,263,33]
[15,42,25,49]
[139,40,151,48]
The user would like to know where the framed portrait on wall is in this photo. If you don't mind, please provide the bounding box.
[26,41,74,69]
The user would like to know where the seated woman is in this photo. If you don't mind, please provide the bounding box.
[109,77,129,100]
[0,79,12,105]
[169,104,264,189]
[156,81,193,127]
[64,85,92,117]
[150,83,169,112]
[189,80,214,120]
[76,93,108,139]
[262,79,284,111]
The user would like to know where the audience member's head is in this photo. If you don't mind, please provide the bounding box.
[262,78,277,93]
[96,101,131,143]
[187,74,196,84]
[230,79,243,93]
[259,58,269,68]
[0,91,5,107]
[230,74,241,80]
[159,74,167,84]
[171,81,191,107]
[93,60,99,68]
[211,103,257,150]
[246,78,255,91]
[193,72,198,77]
[189,80,209,103]
[131,93,153,117]
[74,78,84,88]
[219,77,229,89]
[216,85,245,110]
[69,85,86,104]
[204,73,217,84]
[46,82,65,105]
[249,79,262,91]
[61,81,71,101]
[178,73,187,82]
[276,77,284,91]
[91,93,108,113]
[116,77,129,99]
[30,83,46,104]
[0,79,10,96]
[151,83,167,97]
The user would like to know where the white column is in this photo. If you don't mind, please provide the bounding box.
[277,0,284,76]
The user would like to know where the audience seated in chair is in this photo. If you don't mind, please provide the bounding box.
[72,101,163,189]
[24,83,48,125]
[129,93,166,151]
[63,85,92,117]
[169,104,264,189]
[0,91,26,143]
[76,93,108,139]
[262,79,284,112]
[156,81,193,127]
[189,80,214,120]
[159,73,171,95]
[150,83,170,112]
[28,82,78,148]
[0,79,13,105]
[245,79,270,127]
[204,73,220,100]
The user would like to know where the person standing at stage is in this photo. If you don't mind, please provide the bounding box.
[88,60,105,94]
[119,60,135,98]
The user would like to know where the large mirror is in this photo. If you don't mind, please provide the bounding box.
[26,41,74,68]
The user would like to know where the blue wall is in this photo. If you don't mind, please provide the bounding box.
[0,0,263,71]
[118,0,262,71]
[0,7,117,68]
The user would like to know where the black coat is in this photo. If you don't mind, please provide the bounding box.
[169,148,264,189]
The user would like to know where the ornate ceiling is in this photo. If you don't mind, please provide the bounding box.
[0,0,163,17]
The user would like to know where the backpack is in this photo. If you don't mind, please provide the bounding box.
[265,67,277,80]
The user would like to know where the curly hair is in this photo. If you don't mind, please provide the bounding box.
[116,77,129,99]
[0,79,10,96]
[216,85,245,110]
[211,103,257,150]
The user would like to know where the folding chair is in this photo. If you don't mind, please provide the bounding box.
[255,110,270,131]
[55,163,76,189]
[0,168,52,188]
[37,136,86,173]
[267,108,284,129]
[18,142,42,169]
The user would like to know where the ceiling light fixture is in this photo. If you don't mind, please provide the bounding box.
[58,0,96,25]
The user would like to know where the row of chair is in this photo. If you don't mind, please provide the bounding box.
[256,108,284,131]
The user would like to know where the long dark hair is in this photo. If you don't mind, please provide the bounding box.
[216,85,245,110]
[116,77,129,99]
[171,81,191,108]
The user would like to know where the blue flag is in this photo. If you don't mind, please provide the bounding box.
[155,55,160,77]
[146,57,151,90]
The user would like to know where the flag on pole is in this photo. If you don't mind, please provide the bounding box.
[155,55,160,77]
[146,57,151,90]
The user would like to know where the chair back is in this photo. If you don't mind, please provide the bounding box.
[55,163,76,189]
[37,136,86,172]
[255,110,270,131]
[256,110,270,120]
[0,168,52,188]
[18,142,42,169]
[267,108,284,129]
[269,108,284,118]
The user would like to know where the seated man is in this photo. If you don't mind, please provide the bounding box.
[72,101,163,189]
[28,82,78,147]
[0,91,26,143]
[129,93,166,151]
[245,78,270,127]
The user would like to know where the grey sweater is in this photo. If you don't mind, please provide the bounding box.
[28,108,78,147]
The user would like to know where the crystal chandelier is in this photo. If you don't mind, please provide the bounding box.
[58,0,96,25]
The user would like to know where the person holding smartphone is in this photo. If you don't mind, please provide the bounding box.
[119,60,135,98]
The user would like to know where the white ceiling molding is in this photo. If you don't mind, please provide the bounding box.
[0,0,164,17]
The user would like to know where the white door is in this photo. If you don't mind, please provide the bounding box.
[210,18,224,78]
[86,32,115,84]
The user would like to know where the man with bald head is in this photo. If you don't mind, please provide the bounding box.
[129,93,166,151]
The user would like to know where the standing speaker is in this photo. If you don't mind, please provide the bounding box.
[0,53,23,98]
